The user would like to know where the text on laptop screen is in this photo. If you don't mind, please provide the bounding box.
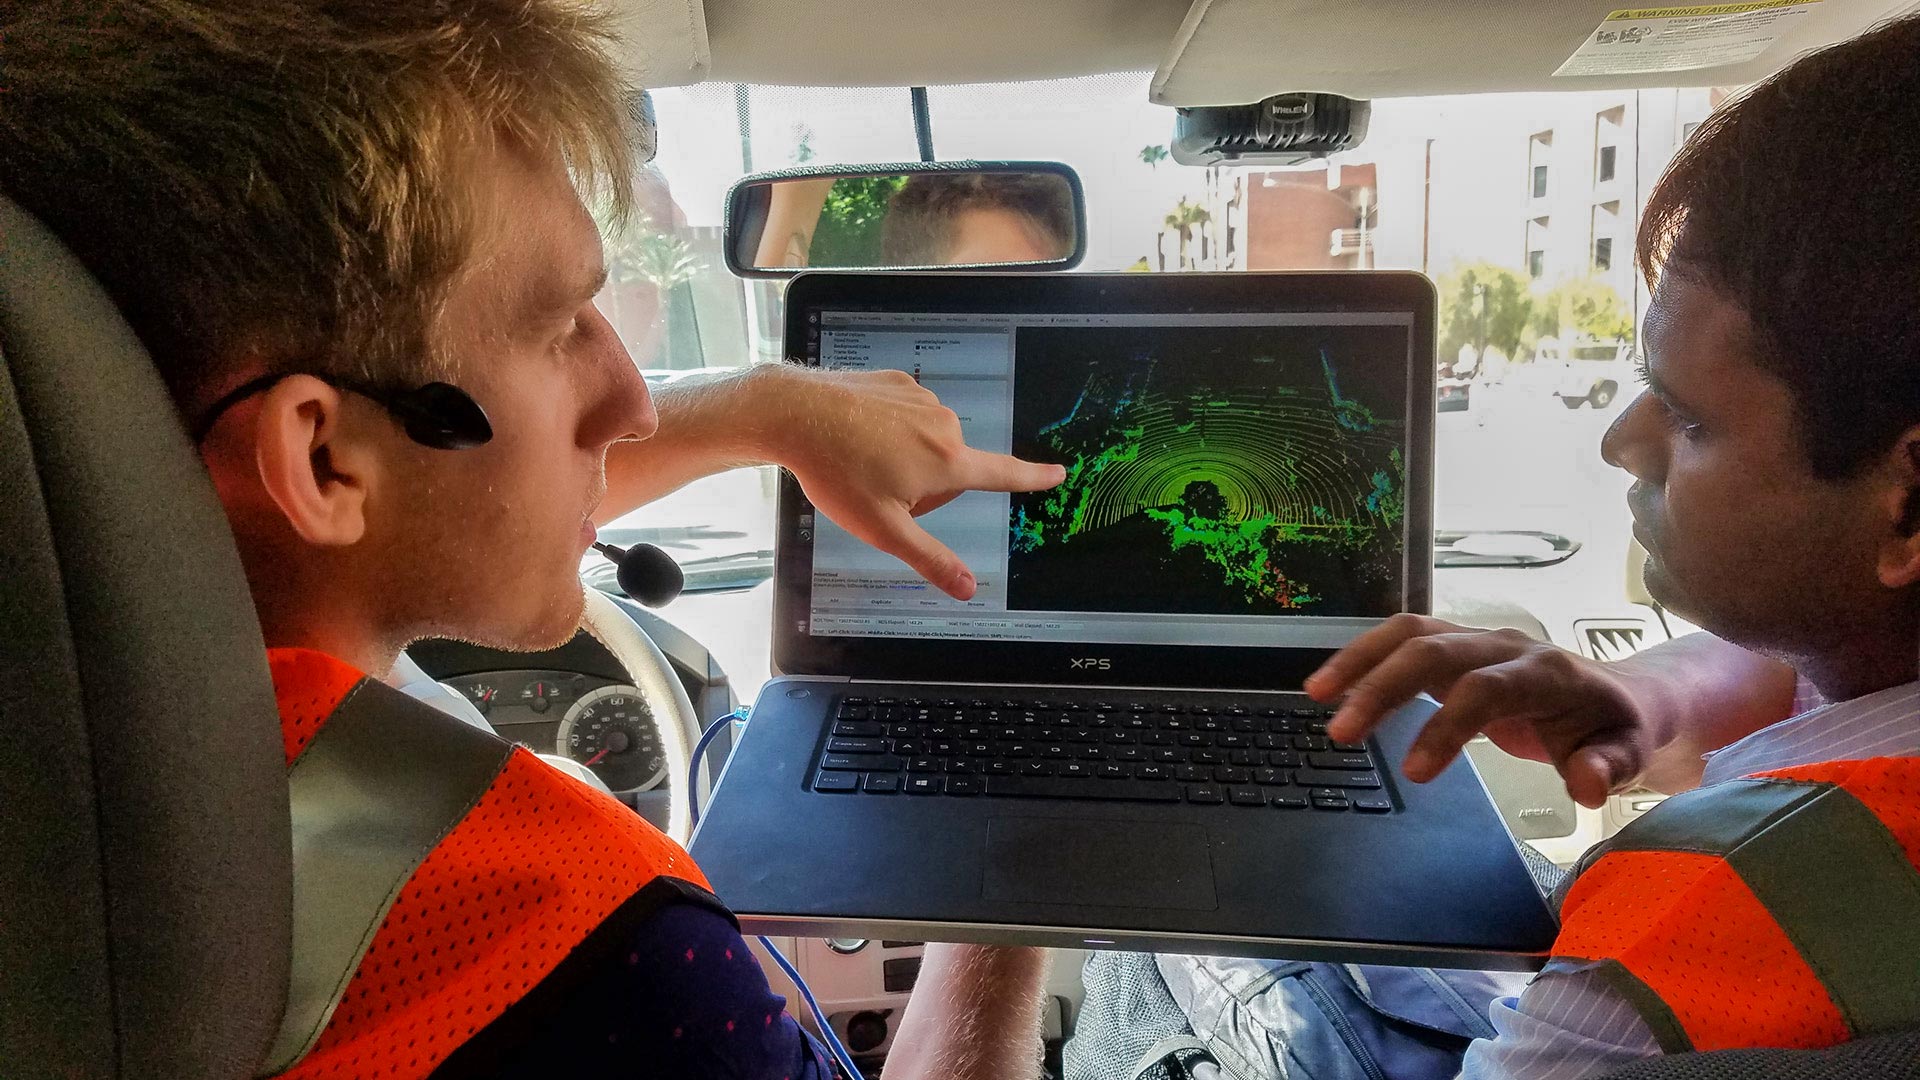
[802,310,1416,649]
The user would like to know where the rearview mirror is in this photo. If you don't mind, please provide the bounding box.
[723,162,1086,278]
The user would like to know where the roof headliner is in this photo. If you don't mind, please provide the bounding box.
[621,0,1918,103]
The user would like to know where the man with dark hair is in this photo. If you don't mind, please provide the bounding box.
[1070,14,1920,1080]
[880,172,1077,266]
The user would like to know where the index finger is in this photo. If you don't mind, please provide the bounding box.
[863,505,977,600]
[1303,613,1451,701]
[958,447,1068,493]
[1323,629,1533,744]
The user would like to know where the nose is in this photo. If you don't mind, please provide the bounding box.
[1600,390,1665,483]
[621,372,658,443]
[576,303,658,448]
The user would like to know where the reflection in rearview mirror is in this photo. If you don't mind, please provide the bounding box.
[724,163,1085,277]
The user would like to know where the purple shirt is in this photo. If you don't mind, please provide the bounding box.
[465,900,843,1079]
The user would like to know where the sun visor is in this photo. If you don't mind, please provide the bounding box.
[1151,0,1918,106]
[607,0,712,89]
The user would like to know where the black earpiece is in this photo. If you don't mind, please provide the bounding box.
[192,372,493,450]
[592,540,685,607]
[380,382,494,450]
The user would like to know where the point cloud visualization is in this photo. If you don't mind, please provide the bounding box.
[1007,323,1408,618]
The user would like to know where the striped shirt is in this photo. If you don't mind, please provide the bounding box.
[1458,675,1920,1080]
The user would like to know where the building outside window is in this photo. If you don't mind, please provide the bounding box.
[1527,215,1551,278]
[1528,130,1553,201]
[1594,105,1625,186]
[1590,200,1621,275]
[1246,163,1377,270]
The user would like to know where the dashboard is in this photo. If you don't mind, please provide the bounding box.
[408,595,741,826]
[439,669,668,794]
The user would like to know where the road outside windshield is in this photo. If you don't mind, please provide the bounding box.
[591,76,1734,596]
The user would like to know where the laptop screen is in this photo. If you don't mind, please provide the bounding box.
[798,307,1417,651]
[771,272,1434,687]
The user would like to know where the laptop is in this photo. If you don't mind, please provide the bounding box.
[689,271,1557,970]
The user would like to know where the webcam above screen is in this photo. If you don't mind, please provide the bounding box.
[722,161,1086,279]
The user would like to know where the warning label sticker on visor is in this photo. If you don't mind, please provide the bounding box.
[1554,0,1822,77]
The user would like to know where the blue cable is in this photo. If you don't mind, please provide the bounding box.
[759,932,868,1080]
[685,706,868,1080]
[685,709,742,833]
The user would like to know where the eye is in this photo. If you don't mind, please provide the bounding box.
[1631,355,1703,439]
[1663,406,1705,441]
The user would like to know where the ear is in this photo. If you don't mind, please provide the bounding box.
[248,375,377,548]
[1876,425,1920,589]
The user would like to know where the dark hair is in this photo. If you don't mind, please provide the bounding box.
[880,172,1075,266]
[1637,14,1920,479]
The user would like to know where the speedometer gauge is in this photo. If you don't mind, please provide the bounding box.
[556,685,665,793]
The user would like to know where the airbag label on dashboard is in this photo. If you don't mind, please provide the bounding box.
[1554,0,1822,77]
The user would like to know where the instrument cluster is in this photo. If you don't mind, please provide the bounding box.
[442,669,666,793]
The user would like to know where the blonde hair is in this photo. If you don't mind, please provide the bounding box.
[0,0,636,401]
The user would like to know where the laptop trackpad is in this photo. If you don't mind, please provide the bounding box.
[982,817,1218,911]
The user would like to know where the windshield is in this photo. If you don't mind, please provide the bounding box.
[593,76,1733,592]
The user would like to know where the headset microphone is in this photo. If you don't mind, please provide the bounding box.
[591,540,685,607]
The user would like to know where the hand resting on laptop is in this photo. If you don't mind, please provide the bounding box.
[1308,613,1799,807]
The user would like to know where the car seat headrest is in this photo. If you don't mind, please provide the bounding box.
[0,192,292,1078]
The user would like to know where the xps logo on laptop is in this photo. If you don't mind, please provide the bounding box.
[1070,658,1112,670]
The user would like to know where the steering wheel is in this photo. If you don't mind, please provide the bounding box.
[577,588,700,842]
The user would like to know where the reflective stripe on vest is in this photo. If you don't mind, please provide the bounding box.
[262,649,715,1079]
[264,657,515,1071]
[1549,758,1920,1053]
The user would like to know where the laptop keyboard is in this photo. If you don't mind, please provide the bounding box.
[811,694,1394,813]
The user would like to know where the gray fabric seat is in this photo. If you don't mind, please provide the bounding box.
[0,195,291,1077]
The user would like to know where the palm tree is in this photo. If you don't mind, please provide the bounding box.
[1224,177,1244,269]
[1164,198,1211,270]
[604,214,705,362]
[629,231,702,295]
[1203,165,1225,267]
[1139,144,1170,170]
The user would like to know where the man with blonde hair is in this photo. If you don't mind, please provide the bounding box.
[0,1,1059,1076]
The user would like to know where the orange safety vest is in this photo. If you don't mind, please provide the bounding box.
[1547,756,1920,1054]
[260,648,724,1079]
